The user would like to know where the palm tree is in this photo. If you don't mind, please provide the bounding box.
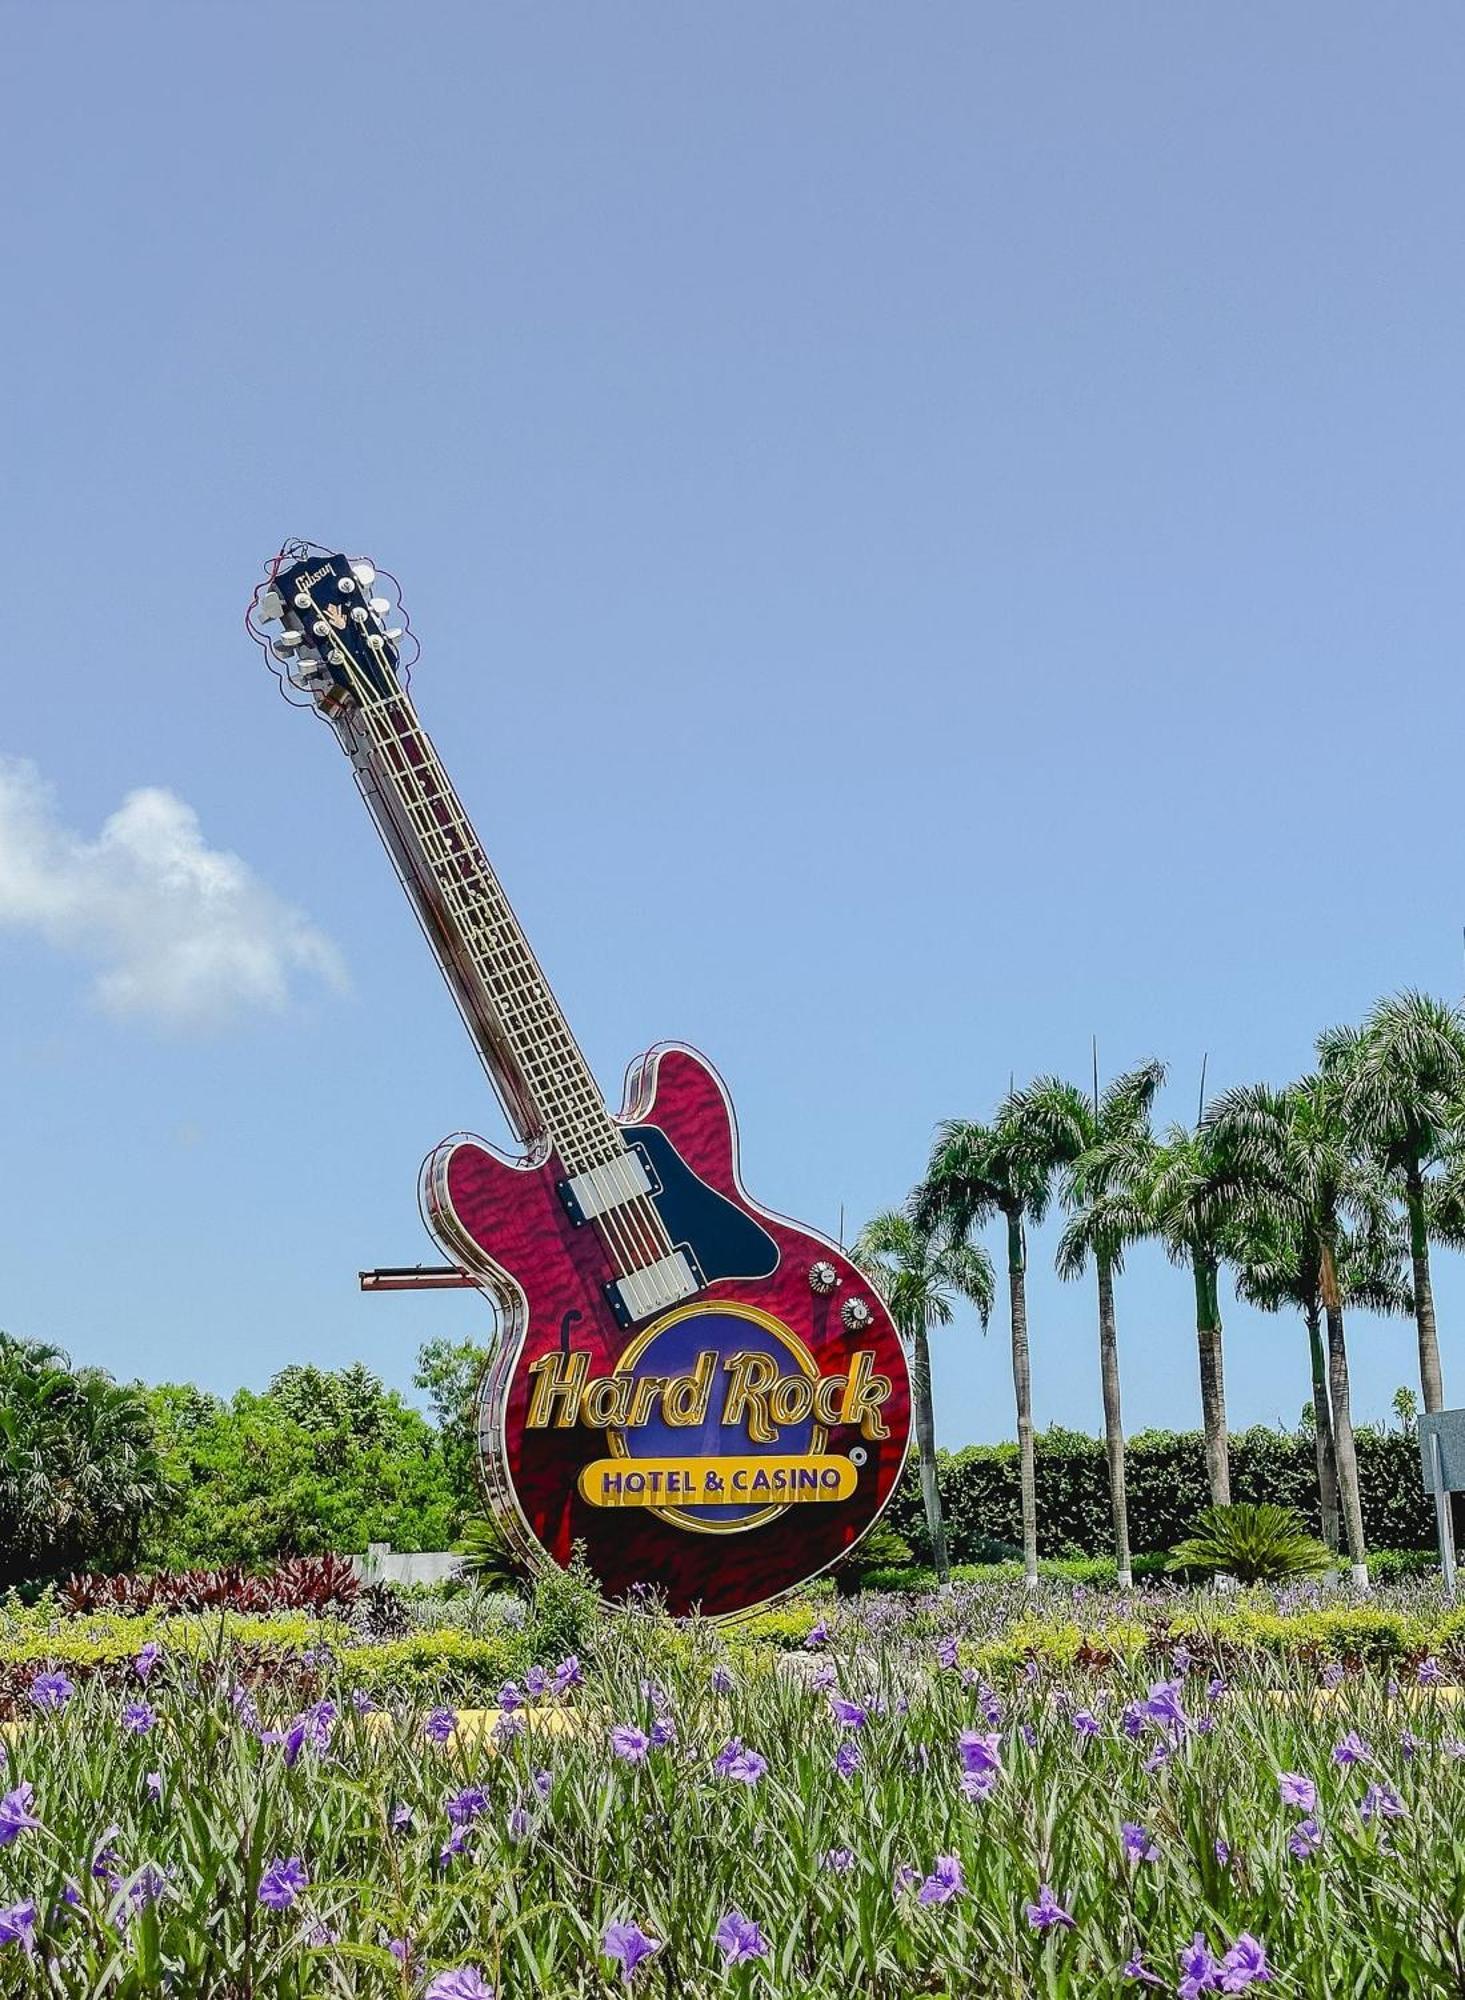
[913,1102,1055,1587]
[1006,1060,1164,1590]
[1145,1122,1244,1507]
[1319,992,1465,1413]
[1208,1076,1406,1588]
[853,1211,995,1585]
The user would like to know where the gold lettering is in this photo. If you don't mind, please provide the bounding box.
[812,1373,847,1424]
[770,1373,814,1425]
[625,1375,668,1427]
[721,1351,780,1444]
[582,1374,634,1428]
[840,1349,893,1440]
[525,1350,588,1428]
[662,1350,717,1426]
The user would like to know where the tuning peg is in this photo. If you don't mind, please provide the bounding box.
[351,561,376,588]
[293,591,313,610]
[337,575,357,593]
[384,627,404,641]
[272,632,304,658]
[257,589,284,623]
[369,596,390,616]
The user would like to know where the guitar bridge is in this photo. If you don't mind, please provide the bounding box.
[604,1248,702,1328]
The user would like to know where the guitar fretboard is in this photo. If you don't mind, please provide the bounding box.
[346,688,627,1181]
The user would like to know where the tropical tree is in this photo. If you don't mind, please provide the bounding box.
[0,1332,170,1588]
[913,1102,1055,1587]
[1208,1075,1407,1587]
[853,1210,995,1584]
[1145,1122,1245,1507]
[1006,1059,1164,1590]
[1319,992,1465,1412]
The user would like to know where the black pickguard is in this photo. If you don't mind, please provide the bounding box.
[621,1123,779,1286]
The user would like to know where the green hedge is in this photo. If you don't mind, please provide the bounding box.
[887,1424,1435,1564]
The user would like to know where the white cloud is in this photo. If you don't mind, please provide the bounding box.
[0,757,347,1032]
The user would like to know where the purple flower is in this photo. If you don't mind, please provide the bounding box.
[1277,1771,1316,1812]
[1220,1933,1273,1991]
[710,1664,734,1694]
[1287,1817,1322,1861]
[714,1908,768,1965]
[144,1771,163,1803]
[497,1681,522,1713]
[1024,1884,1073,1932]
[1143,1745,1170,1775]
[649,1716,676,1749]
[833,1740,862,1778]
[936,1635,959,1670]
[493,1711,525,1743]
[0,1900,37,1954]
[29,1672,74,1711]
[507,1805,529,1842]
[804,1619,830,1649]
[1120,1821,1158,1863]
[1019,1722,1038,1750]
[829,1695,867,1729]
[391,1801,414,1832]
[523,1665,548,1698]
[445,1786,487,1825]
[602,1919,661,1982]
[1120,1702,1147,1739]
[957,1729,1002,1776]
[352,1689,376,1714]
[0,1784,41,1847]
[424,1973,494,2000]
[424,1708,457,1745]
[1320,1662,1345,1689]
[126,1865,168,1915]
[133,1642,161,1683]
[1417,1656,1447,1687]
[533,1769,553,1801]
[122,1701,155,1735]
[1072,1709,1100,1739]
[1332,1732,1370,1766]
[918,1854,965,1905]
[960,1770,997,1802]
[1214,1837,1231,1866]
[1022,1658,1040,1683]
[1179,1935,1223,1997]
[821,1846,854,1872]
[892,1862,920,1895]
[1360,1782,1406,1824]
[1401,1729,1419,1760]
[713,1738,767,1784]
[1206,1675,1227,1700]
[611,1724,650,1763]
[809,1661,838,1694]
[1123,1951,1165,1987]
[1144,1680,1187,1731]
[258,1857,308,1911]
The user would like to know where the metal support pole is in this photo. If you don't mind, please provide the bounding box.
[1432,1431,1457,1600]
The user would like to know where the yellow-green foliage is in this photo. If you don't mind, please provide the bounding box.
[722,1604,821,1651]
[1165,1603,1424,1669]
[0,1611,346,1670]
[973,1618,1149,1678]
[345,1629,520,1701]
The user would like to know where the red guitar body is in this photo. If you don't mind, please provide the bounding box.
[423,1043,911,1618]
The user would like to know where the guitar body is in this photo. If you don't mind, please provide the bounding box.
[422,1043,911,1617]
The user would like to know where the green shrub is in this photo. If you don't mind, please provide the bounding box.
[342,1629,523,1702]
[1169,1504,1333,1584]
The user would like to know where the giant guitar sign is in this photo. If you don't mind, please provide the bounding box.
[249,547,910,1615]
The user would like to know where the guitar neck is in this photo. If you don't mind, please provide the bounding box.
[336,688,622,1174]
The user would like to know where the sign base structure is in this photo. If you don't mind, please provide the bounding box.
[1418,1410,1465,1598]
[435,1046,912,1620]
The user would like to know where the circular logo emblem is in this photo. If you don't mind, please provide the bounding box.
[608,1300,825,1533]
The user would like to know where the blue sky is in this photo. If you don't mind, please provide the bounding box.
[2,5,1463,1446]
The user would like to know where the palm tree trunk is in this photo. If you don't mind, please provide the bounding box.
[1304,1304,1340,1553]
[1405,1169,1445,1413]
[909,1325,950,1585]
[1006,1208,1039,1589]
[1194,1255,1230,1506]
[1324,1301,1369,1589]
[1095,1254,1132,1589]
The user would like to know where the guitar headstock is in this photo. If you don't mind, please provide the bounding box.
[248,545,407,711]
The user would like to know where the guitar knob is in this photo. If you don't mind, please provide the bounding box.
[808,1261,837,1296]
[840,1297,874,1332]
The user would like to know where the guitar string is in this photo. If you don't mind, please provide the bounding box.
[295,577,674,1282]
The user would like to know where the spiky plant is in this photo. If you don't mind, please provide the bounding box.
[1169,1502,1333,1585]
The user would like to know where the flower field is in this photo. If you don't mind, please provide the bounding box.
[3,1579,1465,1996]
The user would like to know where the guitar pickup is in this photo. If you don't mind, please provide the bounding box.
[557,1146,659,1226]
[604,1248,702,1328]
